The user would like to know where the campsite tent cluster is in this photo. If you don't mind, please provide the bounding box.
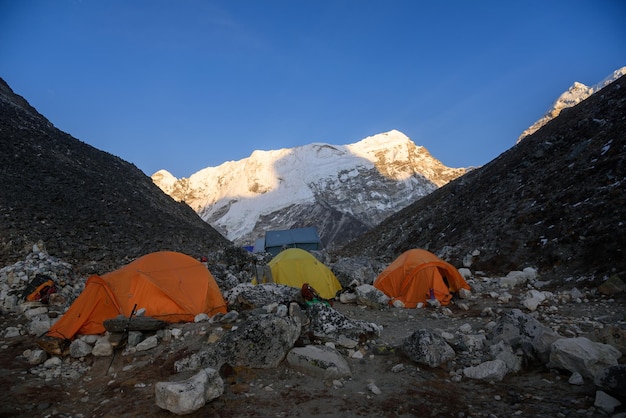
[43,248,469,343]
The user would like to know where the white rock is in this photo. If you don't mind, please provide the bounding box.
[548,337,621,379]
[136,335,158,351]
[194,313,210,323]
[287,345,351,379]
[459,323,472,334]
[463,359,508,382]
[4,327,21,338]
[367,382,382,395]
[594,390,622,414]
[155,368,224,415]
[69,339,92,358]
[568,372,584,385]
[92,338,113,357]
[28,349,48,365]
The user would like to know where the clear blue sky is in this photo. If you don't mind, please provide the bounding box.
[1,0,624,178]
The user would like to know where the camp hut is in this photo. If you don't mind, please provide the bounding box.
[263,227,321,256]
[374,249,470,308]
[46,251,227,340]
[263,248,342,299]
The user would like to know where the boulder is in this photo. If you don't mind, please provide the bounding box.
[224,283,300,311]
[598,274,626,295]
[401,329,455,368]
[463,359,508,382]
[594,390,622,414]
[69,339,92,358]
[490,309,560,362]
[594,364,626,400]
[306,303,381,343]
[332,256,378,287]
[355,284,390,309]
[548,337,621,379]
[286,345,351,379]
[155,368,224,415]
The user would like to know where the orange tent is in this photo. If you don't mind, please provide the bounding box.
[374,249,470,308]
[47,251,227,340]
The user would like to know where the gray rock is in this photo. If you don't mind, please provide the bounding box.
[355,284,390,309]
[332,257,378,287]
[463,359,508,381]
[489,341,522,373]
[490,309,559,362]
[127,331,143,347]
[92,337,113,357]
[594,390,622,414]
[401,329,456,367]
[548,337,621,379]
[136,335,159,352]
[155,368,224,415]
[27,314,51,336]
[594,364,626,400]
[4,326,21,338]
[27,349,48,365]
[224,283,300,311]
[220,314,301,368]
[568,372,584,385]
[69,339,92,358]
[306,303,381,343]
[286,345,351,379]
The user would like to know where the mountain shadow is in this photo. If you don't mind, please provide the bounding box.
[340,75,626,285]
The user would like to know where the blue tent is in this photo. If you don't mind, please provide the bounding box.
[263,227,321,256]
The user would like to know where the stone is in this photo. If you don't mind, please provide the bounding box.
[136,335,159,351]
[401,329,456,368]
[598,274,626,295]
[307,303,381,343]
[27,349,48,365]
[355,284,390,309]
[548,337,621,379]
[4,327,21,338]
[92,337,113,357]
[463,359,508,382]
[594,390,622,414]
[594,364,626,400]
[568,372,584,385]
[155,368,224,415]
[286,345,351,379]
[69,339,92,358]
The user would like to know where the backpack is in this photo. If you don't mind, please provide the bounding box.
[23,274,57,304]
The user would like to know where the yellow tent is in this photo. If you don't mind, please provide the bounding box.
[261,248,342,299]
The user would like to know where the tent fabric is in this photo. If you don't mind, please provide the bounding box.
[374,249,470,308]
[264,227,321,256]
[46,251,227,340]
[262,248,342,299]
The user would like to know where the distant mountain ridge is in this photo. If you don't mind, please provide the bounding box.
[517,66,626,142]
[152,130,466,248]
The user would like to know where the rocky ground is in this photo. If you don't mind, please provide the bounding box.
[0,249,624,418]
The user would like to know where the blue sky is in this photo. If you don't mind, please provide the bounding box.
[1,0,624,178]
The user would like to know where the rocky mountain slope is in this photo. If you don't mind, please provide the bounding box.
[517,66,626,142]
[152,131,466,248]
[342,74,626,284]
[0,78,241,275]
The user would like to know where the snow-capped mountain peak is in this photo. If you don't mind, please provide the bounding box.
[518,66,626,142]
[152,130,466,248]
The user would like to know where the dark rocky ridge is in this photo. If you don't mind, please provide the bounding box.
[341,75,626,284]
[0,78,241,275]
